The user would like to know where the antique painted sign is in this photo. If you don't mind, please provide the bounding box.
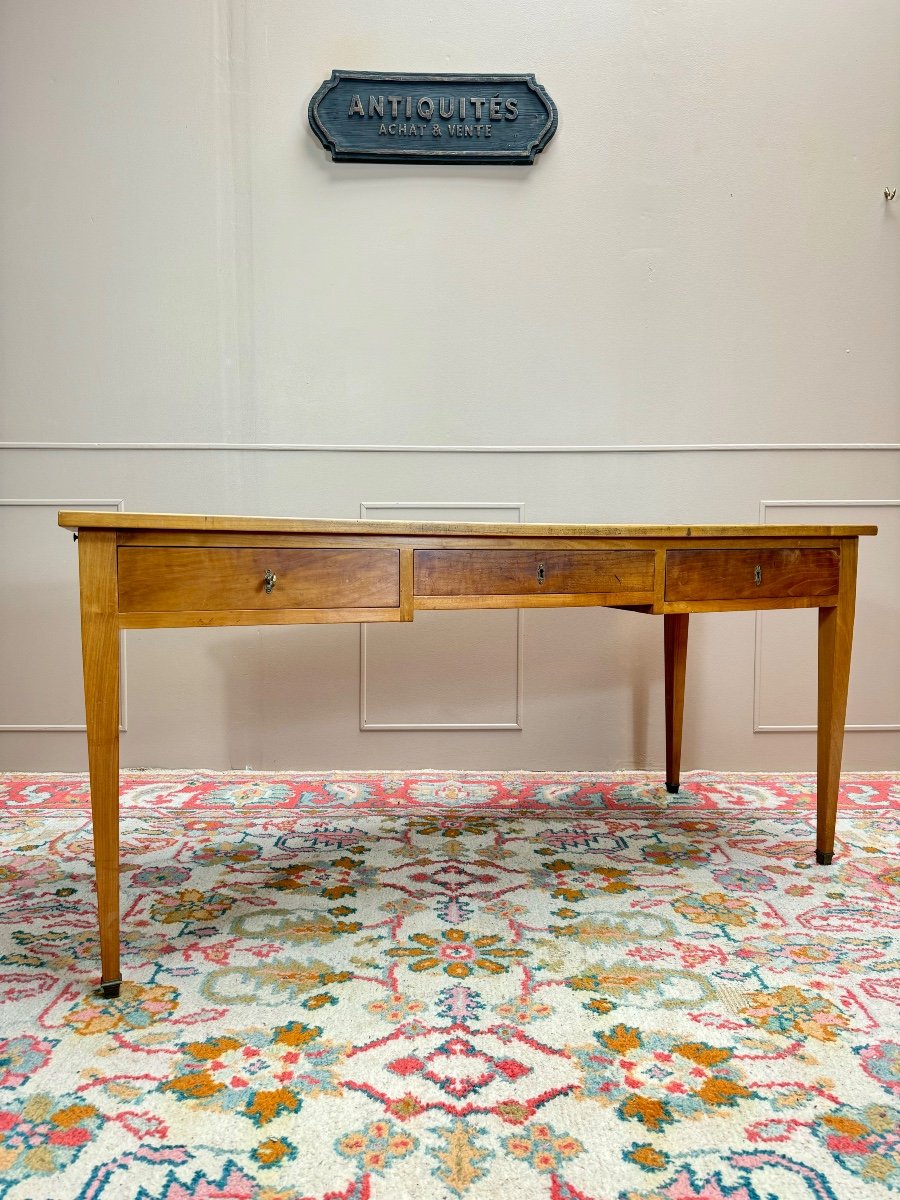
[308,71,557,164]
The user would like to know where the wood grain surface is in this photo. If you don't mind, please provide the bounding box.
[665,548,840,601]
[117,547,400,612]
[414,549,655,596]
[816,539,859,862]
[57,510,878,539]
[77,531,121,989]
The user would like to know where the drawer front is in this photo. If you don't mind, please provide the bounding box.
[118,547,400,611]
[415,549,655,596]
[665,548,839,602]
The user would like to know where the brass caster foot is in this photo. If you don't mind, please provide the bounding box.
[815,851,834,866]
[665,782,680,794]
[99,979,122,999]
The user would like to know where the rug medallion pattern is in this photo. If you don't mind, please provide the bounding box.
[0,771,897,1199]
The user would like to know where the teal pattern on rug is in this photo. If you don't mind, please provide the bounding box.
[0,771,897,1199]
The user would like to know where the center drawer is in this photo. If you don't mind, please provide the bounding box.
[117,547,400,611]
[414,549,655,596]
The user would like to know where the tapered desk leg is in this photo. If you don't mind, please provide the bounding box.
[78,531,122,997]
[816,540,858,866]
[664,613,689,794]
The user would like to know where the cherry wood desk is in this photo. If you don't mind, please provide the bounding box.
[58,511,876,997]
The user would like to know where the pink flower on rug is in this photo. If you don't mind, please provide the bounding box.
[858,1041,900,1094]
[367,992,426,1024]
[64,983,179,1036]
[503,1122,583,1173]
[739,985,852,1043]
[662,1169,754,1199]
[151,1167,257,1199]
[673,892,758,928]
[336,1118,417,1175]
[0,1092,102,1181]
[0,1035,56,1089]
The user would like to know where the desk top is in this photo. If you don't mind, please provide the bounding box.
[58,511,878,539]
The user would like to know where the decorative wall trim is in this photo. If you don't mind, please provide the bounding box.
[0,500,128,733]
[1,442,897,454]
[213,0,257,442]
[358,502,526,731]
[753,499,900,733]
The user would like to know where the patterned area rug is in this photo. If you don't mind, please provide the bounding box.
[0,771,897,1200]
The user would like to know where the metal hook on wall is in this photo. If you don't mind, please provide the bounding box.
[885,187,897,201]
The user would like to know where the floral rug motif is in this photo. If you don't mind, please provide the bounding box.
[0,769,898,1200]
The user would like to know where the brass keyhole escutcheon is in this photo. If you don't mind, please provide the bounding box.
[264,569,277,594]
[754,564,762,587]
[537,563,545,585]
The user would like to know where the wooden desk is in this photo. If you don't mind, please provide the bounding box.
[58,511,877,997]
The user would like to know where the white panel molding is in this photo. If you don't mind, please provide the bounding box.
[0,499,128,733]
[1,443,897,454]
[213,0,256,442]
[753,499,900,733]
[359,502,526,731]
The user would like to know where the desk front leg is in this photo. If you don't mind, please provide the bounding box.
[78,531,122,997]
[664,613,689,793]
[815,540,858,865]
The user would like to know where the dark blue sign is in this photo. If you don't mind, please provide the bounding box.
[309,71,557,165]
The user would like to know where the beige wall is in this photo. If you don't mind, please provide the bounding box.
[1,0,898,772]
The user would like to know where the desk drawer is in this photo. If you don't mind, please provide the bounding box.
[665,548,839,602]
[118,547,400,611]
[415,549,655,596]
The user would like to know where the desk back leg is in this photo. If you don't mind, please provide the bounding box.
[664,613,689,793]
[78,531,122,997]
[816,539,858,866]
